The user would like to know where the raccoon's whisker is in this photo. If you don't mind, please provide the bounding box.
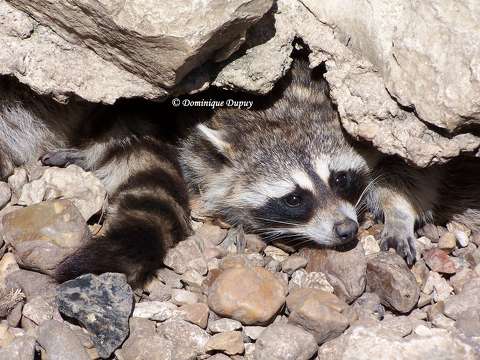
[355,174,385,209]
[252,217,302,227]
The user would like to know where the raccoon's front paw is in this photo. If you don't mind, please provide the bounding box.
[380,229,416,266]
[41,149,84,167]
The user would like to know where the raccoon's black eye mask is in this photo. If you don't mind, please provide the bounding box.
[329,170,365,203]
[252,186,316,225]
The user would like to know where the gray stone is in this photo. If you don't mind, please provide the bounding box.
[318,324,479,359]
[366,252,420,313]
[205,331,244,355]
[281,255,307,275]
[156,319,210,360]
[56,273,134,358]
[209,318,243,333]
[0,335,36,360]
[351,292,385,321]
[22,295,62,326]
[254,323,317,360]
[132,301,178,322]
[120,317,174,360]
[6,269,57,299]
[444,278,480,320]
[164,240,208,275]
[0,182,11,209]
[37,320,90,360]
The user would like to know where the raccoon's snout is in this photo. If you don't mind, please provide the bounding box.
[334,218,358,242]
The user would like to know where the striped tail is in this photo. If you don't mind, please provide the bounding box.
[53,138,191,287]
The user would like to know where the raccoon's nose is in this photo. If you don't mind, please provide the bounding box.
[334,219,358,242]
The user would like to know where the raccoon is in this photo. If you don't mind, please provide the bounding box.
[0,78,190,286]
[180,60,480,265]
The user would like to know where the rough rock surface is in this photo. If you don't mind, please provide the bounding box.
[317,324,479,360]
[254,323,317,360]
[1,0,273,103]
[56,273,133,358]
[37,320,90,360]
[366,252,420,313]
[208,266,287,325]
[2,199,90,274]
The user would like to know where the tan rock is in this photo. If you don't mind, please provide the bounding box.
[208,267,287,325]
[206,331,244,355]
[286,288,349,344]
[177,303,209,329]
[2,199,90,275]
[438,232,457,252]
[424,248,457,274]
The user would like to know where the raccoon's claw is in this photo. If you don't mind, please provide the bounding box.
[41,149,84,167]
[380,234,416,266]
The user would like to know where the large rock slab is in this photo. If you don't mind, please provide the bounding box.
[208,266,287,325]
[3,0,273,102]
[56,273,134,359]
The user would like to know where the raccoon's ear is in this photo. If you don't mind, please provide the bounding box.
[196,124,233,158]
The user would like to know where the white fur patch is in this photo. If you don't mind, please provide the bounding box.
[291,170,315,192]
[314,156,331,185]
[197,124,229,154]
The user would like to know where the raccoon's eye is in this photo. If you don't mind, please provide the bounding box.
[334,172,348,189]
[283,193,303,207]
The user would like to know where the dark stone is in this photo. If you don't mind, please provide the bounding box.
[56,273,133,358]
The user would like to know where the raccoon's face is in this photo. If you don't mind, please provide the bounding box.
[191,123,370,247]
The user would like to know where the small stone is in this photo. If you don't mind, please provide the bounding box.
[444,278,480,320]
[264,258,281,272]
[245,234,266,253]
[471,231,480,247]
[6,269,57,299]
[181,269,205,288]
[0,182,11,209]
[286,288,349,344]
[209,318,243,333]
[164,240,207,275]
[8,168,28,197]
[56,273,133,358]
[281,255,307,274]
[193,222,227,247]
[155,268,183,288]
[208,267,287,325]
[424,248,457,274]
[0,322,15,348]
[299,242,367,303]
[438,232,457,252]
[361,235,381,256]
[243,326,266,341]
[18,165,106,220]
[254,324,317,360]
[0,335,36,360]
[7,301,23,327]
[206,331,244,355]
[465,247,480,268]
[351,292,385,321]
[411,260,430,288]
[120,317,173,360]
[177,303,209,329]
[171,289,198,306]
[22,295,62,326]
[2,200,90,275]
[133,301,178,321]
[288,269,334,293]
[264,246,289,262]
[0,253,20,287]
[37,320,89,360]
[417,223,441,242]
[144,279,172,301]
[422,272,453,302]
[156,320,210,360]
[450,268,477,293]
[417,292,432,308]
[366,252,420,313]
[456,308,480,338]
[415,236,434,259]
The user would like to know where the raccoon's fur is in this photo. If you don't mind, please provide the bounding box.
[181,60,480,265]
[0,78,190,286]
